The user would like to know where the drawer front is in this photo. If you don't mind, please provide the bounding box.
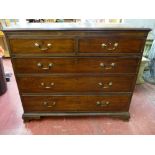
[79,37,144,53]
[22,95,131,112]
[9,39,75,54]
[17,75,135,93]
[13,57,140,74]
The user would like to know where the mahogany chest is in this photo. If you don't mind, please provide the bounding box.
[3,26,150,121]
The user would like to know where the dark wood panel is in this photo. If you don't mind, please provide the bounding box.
[22,95,131,112]
[13,57,140,74]
[79,37,144,53]
[9,39,75,54]
[3,29,151,37]
[22,112,130,121]
[16,75,135,93]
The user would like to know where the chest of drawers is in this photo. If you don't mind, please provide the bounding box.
[3,26,150,121]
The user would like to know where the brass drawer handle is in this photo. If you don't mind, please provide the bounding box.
[37,62,53,70]
[34,42,52,51]
[100,62,116,70]
[41,82,54,89]
[98,82,113,89]
[96,101,110,106]
[101,42,118,51]
[43,101,56,108]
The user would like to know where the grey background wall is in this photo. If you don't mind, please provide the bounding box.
[124,19,155,39]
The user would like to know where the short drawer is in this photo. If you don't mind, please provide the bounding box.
[13,57,140,74]
[17,75,135,93]
[79,37,144,53]
[9,39,75,54]
[22,95,131,112]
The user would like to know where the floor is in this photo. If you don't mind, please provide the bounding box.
[0,59,155,135]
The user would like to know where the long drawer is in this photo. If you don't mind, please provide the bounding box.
[13,57,140,74]
[22,95,131,112]
[17,75,135,93]
[79,37,144,53]
[9,39,75,54]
